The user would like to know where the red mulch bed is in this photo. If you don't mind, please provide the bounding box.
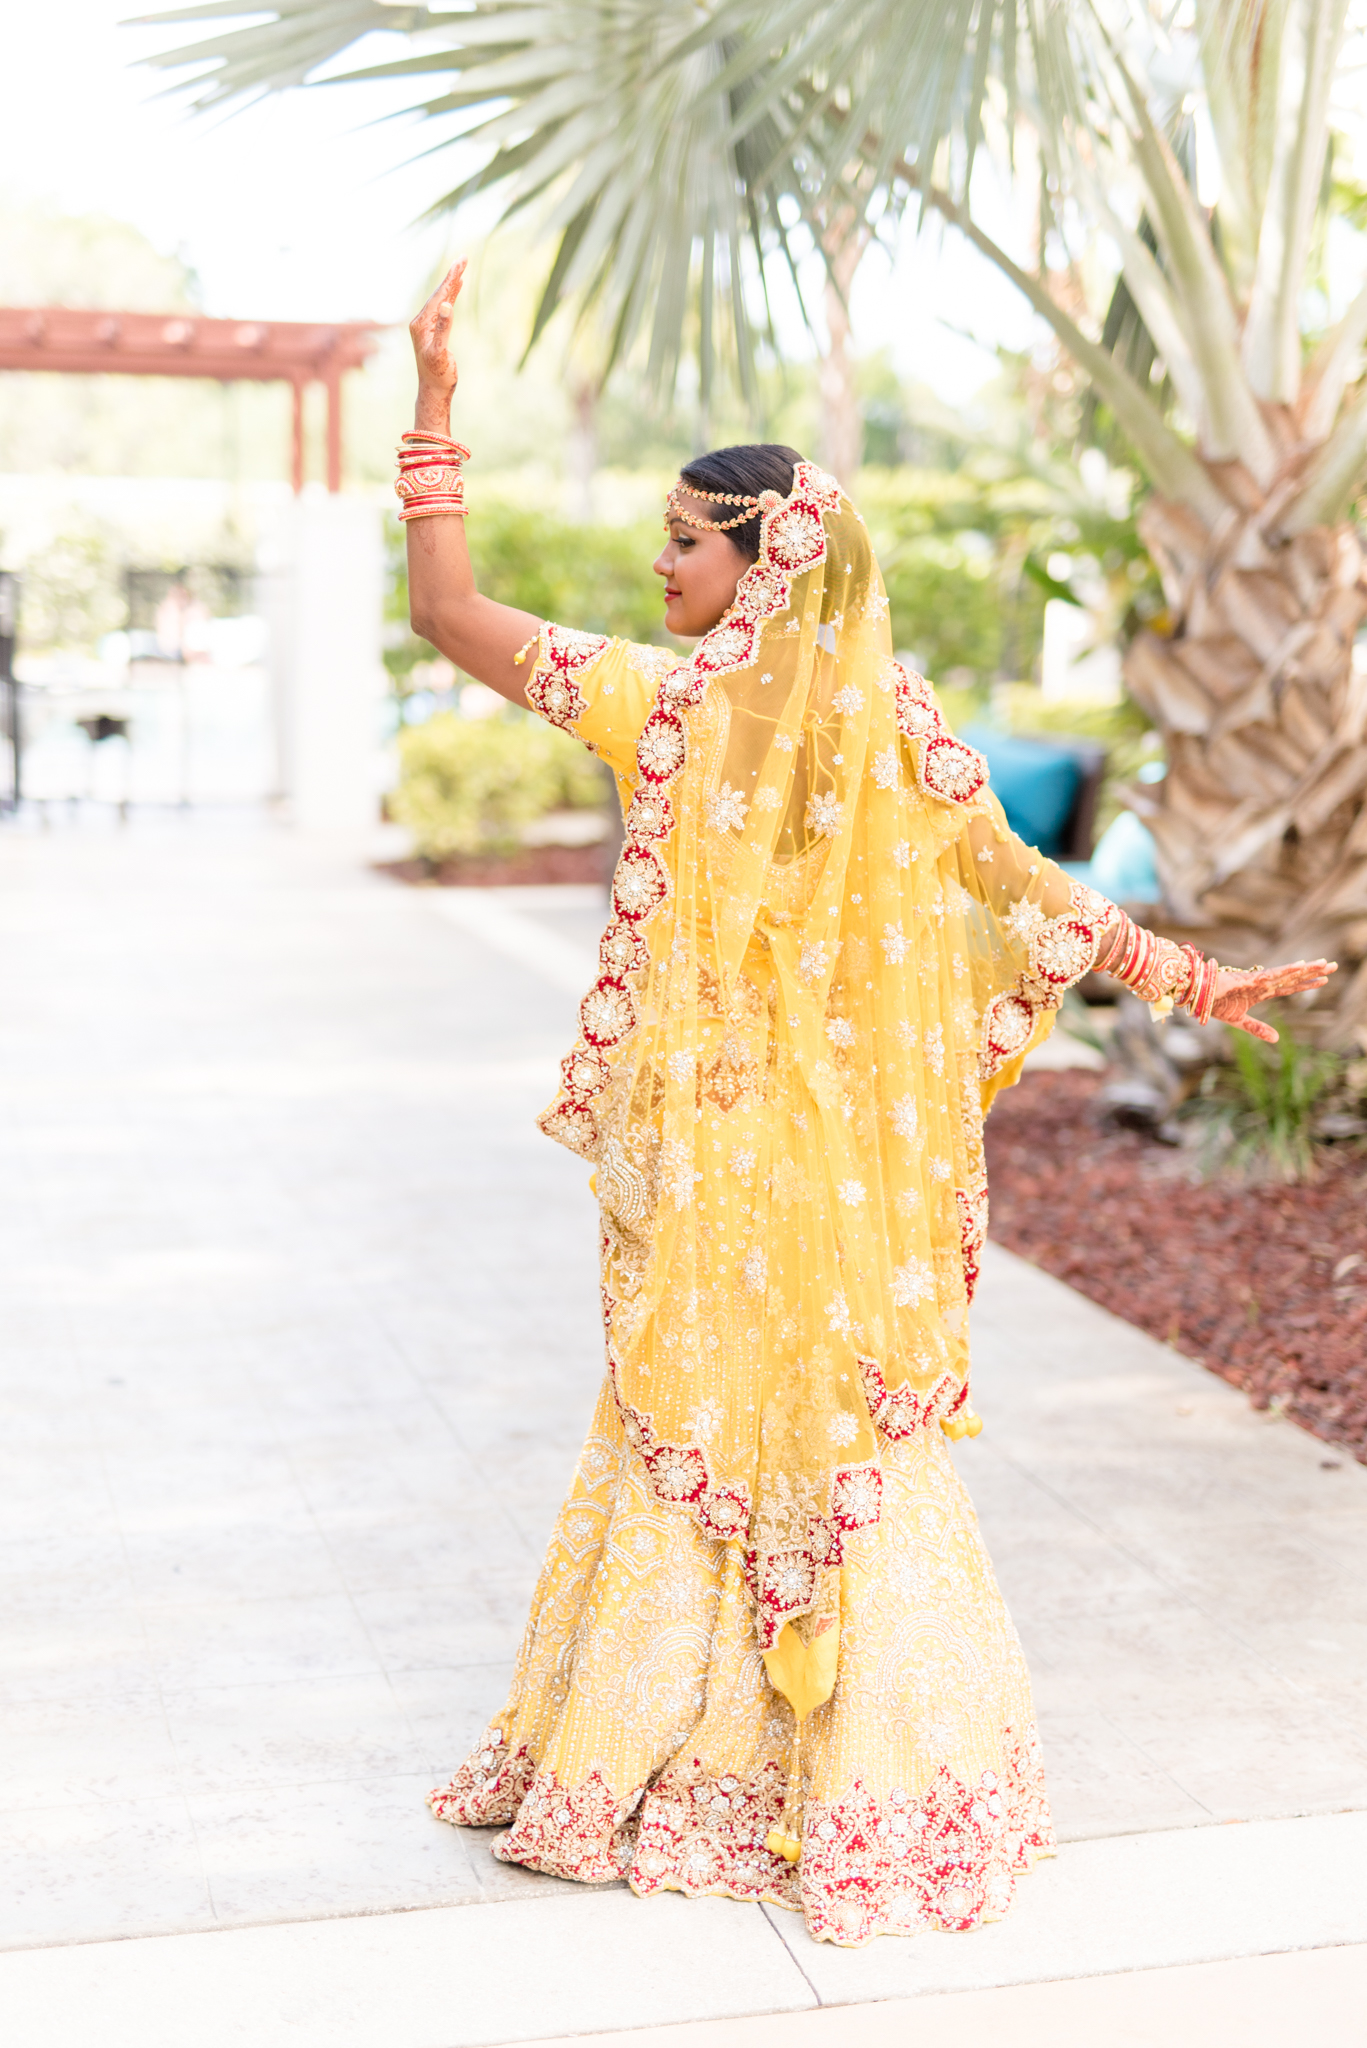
[984,1069,1367,1463]
[376,844,608,888]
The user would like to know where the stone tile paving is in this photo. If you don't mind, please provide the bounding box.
[2,815,1365,1960]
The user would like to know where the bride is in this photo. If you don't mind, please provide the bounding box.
[400,261,1333,1946]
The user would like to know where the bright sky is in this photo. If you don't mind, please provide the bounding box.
[2,1,1038,405]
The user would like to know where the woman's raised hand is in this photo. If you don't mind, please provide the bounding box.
[409,259,467,422]
[1209,959,1337,1043]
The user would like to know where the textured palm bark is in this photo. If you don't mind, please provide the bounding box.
[816,210,870,489]
[1124,475,1367,1047]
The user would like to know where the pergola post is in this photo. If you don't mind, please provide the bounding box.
[325,370,343,495]
[291,378,305,495]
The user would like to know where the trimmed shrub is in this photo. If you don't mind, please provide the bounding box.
[391,710,604,861]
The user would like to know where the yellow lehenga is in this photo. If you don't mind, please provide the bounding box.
[429,464,1116,1946]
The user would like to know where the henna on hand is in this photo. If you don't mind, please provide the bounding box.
[410,259,466,430]
[1209,960,1337,1044]
[1095,911,1337,1039]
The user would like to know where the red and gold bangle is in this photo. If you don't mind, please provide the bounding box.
[1095,911,1219,1020]
[395,432,471,522]
[1093,911,1134,980]
[400,430,471,460]
[1181,946,1220,1026]
[396,469,467,521]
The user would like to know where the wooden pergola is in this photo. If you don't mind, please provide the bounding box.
[0,307,385,492]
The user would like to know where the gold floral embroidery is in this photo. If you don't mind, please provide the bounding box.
[430,1387,1054,1947]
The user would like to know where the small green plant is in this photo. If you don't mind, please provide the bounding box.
[1183,1023,1342,1183]
[391,709,604,861]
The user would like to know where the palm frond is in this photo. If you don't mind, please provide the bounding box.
[129,2,408,104]
[134,1,812,403]
[1241,0,1348,403]
[1285,391,1367,529]
[133,0,1366,492]
[1194,0,1288,298]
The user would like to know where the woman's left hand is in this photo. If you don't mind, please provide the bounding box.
[409,258,467,429]
[1209,959,1337,1042]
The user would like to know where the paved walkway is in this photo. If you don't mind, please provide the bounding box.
[2,814,1365,2044]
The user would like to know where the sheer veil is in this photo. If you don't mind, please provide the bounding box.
[527,463,1114,1712]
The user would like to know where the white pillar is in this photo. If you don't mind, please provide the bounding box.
[276,490,386,831]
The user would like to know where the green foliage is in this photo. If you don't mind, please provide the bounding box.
[855,429,1163,692]
[390,709,604,861]
[469,507,665,640]
[858,471,1036,685]
[385,506,668,691]
[16,522,125,653]
[1184,1025,1343,1183]
[879,536,1010,682]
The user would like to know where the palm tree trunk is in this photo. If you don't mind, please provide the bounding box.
[817,212,870,488]
[1123,483,1367,1046]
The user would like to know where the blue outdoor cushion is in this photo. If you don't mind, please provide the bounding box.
[959,724,1082,857]
[1061,810,1160,904]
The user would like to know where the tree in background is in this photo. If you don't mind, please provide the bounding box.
[139,1,813,437]
[732,0,1367,1042]
[140,0,1367,1041]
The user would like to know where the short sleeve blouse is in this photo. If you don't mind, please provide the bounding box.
[522,624,681,793]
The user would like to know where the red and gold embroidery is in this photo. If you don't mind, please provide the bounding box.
[980,880,1115,1082]
[612,1339,890,1648]
[857,1356,964,1438]
[892,665,989,809]
[524,622,610,734]
[432,1728,1053,1948]
[955,1179,989,1304]
[533,463,841,1163]
[797,1728,1053,1946]
[427,1726,535,1828]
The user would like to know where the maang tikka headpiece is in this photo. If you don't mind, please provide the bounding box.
[663,480,780,533]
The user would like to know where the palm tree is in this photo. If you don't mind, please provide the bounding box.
[737,0,1367,1045]
[135,1,813,425]
[137,0,1367,1042]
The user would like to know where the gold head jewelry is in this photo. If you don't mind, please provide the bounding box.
[663,479,778,533]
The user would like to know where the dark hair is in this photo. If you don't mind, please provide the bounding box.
[678,443,804,563]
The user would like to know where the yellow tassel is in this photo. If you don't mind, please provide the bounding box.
[588,1170,597,1195]
[761,1619,839,1720]
[760,1620,839,1868]
[765,1717,806,1864]
[941,1407,983,1441]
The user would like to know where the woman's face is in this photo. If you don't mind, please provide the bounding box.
[653,494,749,637]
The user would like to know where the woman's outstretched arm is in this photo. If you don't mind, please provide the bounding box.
[403,261,543,705]
[960,809,1334,1042]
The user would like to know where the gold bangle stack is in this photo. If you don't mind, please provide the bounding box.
[395,429,471,522]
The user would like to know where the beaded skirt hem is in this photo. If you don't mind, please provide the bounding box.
[427,1376,1054,1948]
[432,1728,1053,1947]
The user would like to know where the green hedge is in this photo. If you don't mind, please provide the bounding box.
[386,505,666,690]
[391,711,604,860]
